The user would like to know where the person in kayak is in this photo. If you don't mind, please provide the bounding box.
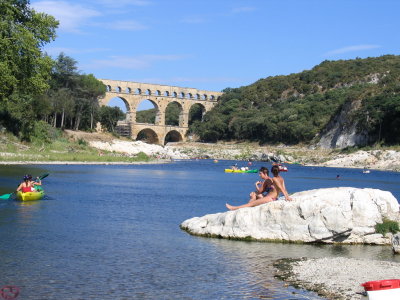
[16,175,35,193]
[226,165,292,210]
[28,174,42,190]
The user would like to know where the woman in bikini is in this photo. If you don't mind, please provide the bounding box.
[226,165,292,211]
[249,166,273,202]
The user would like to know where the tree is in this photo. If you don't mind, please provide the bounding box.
[0,0,58,102]
[0,0,58,139]
[99,106,125,132]
[73,74,106,130]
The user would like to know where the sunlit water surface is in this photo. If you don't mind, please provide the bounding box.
[1,160,400,299]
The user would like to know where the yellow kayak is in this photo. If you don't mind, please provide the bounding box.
[16,187,44,201]
[224,169,258,173]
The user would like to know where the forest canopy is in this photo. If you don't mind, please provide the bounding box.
[191,55,400,146]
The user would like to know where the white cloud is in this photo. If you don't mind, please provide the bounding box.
[107,20,148,31]
[324,44,381,56]
[89,54,185,69]
[32,1,101,33]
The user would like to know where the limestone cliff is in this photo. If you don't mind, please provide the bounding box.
[316,99,369,149]
[181,187,400,245]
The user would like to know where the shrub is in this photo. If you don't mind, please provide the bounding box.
[375,218,399,235]
[135,151,149,161]
[31,121,55,144]
[77,138,87,146]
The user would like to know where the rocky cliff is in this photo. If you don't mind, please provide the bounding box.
[181,187,400,245]
[316,99,369,149]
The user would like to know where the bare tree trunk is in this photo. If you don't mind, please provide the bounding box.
[53,113,57,127]
[61,108,65,128]
[90,110,94,130]
[74,114,81,131]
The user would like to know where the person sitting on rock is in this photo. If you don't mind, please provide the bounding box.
[226,165,292,210]
[249,167,273,202]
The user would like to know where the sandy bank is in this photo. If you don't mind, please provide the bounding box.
[275,257,400,300]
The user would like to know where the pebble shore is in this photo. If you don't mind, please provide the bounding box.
[275,257,400,300]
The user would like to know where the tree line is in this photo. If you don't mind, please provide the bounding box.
[0,0,124,143]
[190,55,400,146]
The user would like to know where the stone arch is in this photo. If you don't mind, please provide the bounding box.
[164,130,183,145]
[135,88,142,95]
[136,128,159,144]
[188,103,206,125]
[101,96,131,113]
[135,99,159,124]
[165,101,183,126]
[164,91,170,96]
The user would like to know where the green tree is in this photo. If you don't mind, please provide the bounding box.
[0,0,58,139]
[99,106,125,132]
[0,0,58,102]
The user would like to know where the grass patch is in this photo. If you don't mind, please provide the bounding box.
[375,218,399,235]
[0,131,151,163]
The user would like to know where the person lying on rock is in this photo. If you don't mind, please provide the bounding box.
[226,165,292,210]
[249,167,273,202]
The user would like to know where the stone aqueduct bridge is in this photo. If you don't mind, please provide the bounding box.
[99,79,223,144]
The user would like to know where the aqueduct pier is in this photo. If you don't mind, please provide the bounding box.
[99,79,223,145]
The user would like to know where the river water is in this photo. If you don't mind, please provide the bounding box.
[0,160,400,299]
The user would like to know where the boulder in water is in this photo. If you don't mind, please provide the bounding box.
[180,187,400,244]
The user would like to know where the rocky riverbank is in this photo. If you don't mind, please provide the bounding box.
[2,130,400,171]
[274,257,400,300]
[63,131,400,171]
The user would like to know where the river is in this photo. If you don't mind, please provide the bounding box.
[0,160,400,299]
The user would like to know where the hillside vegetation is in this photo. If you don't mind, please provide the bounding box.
[191,55,400,146]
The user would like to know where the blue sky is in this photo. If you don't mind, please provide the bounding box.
[32,0,399,94]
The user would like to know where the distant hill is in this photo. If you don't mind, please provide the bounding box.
[190,55,400,148]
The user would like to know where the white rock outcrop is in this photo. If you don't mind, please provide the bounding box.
[181,187,400,244]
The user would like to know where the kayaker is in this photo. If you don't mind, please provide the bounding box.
[28,174,42,190]
[16,175,35,193]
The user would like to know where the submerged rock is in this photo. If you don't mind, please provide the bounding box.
[181,187,400,244]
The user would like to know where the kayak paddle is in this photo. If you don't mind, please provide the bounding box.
[0,192,14,200]
[38,173,49,180]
